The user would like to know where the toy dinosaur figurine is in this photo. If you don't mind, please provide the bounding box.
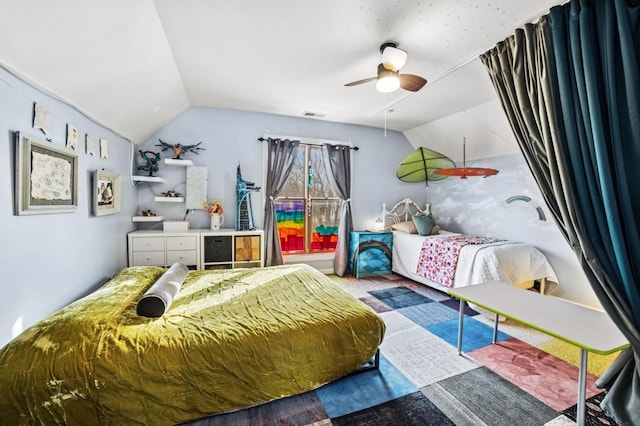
[155,139,205,160]
[138,150,161,177]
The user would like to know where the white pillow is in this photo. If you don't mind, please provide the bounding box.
[390,221,418,234]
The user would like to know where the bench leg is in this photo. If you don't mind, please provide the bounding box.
[577,349,588,425]
[457,299,465,355]
[492,313,499,344]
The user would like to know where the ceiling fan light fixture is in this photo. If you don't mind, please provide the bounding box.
[344,43,426,93]
[376,74,400,92]
[376,64,400,92]
[380,44,408,71]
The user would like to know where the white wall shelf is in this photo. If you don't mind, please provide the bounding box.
[132,216,164,222]
[132,175,165,183]
[133,158,195,224]
[154,196,185,203]
[164,158,193,166]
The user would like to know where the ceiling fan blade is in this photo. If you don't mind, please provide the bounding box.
[399,74,427,92]
[344,76,377,87]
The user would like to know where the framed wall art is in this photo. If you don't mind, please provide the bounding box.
[92,169,121,216]
[15,132,78,215]
[32,103,50,135]
[66,123,79,150]
[100,138,109,159]
[86,134,99,156]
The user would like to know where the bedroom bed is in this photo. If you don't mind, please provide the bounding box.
[382,198,559,294]
[0,263,385,425]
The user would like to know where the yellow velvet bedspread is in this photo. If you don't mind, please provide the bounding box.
[0,264,385,425]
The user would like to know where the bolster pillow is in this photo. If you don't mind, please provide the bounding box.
[136,262,189,318]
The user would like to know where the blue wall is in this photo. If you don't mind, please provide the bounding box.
[135,106,427,232]
[0,73,426,347]
[0,66,138,347]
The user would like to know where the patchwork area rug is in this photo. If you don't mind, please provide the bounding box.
[183,274,619,426]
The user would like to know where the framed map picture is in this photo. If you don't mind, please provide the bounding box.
[15,132,78,215]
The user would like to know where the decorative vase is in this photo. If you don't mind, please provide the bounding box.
[210,213,224,230]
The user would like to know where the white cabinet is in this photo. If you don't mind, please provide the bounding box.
[201,230,264,269]
[128,230,201,269]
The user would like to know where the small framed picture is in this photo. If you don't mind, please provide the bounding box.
[100,138,109,159]
[15,132,78,215]
[33,103,50,135]
[66,124,79,150]
[86,134,99,156]
[93,170,121,216]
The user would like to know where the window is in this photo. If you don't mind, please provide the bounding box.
[274,144,341,254]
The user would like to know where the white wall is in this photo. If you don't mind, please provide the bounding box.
[0,66,139,347]
[404,99,522,162]
[404,100,600,308]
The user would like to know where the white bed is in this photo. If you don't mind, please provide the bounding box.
[382,198,559,294]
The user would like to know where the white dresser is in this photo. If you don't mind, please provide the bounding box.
[128,230,201,269]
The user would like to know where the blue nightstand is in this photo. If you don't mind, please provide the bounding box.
[348,230,393,278]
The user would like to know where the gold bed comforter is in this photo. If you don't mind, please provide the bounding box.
[0,264,385,425]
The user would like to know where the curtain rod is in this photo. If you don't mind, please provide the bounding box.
[257,137,359,151]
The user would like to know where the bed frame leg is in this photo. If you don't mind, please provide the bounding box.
[372,348,380,369]
[350,349,380,376]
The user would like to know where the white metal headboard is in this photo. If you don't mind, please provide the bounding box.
[380,198,430,227]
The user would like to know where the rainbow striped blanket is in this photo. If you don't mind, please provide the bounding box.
[416,235,502,287]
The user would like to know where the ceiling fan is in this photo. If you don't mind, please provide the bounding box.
[345,42,427,93]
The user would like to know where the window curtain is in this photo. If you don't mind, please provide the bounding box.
[480,0,640,424]
[322,144,353,277]
[263,138,300,266]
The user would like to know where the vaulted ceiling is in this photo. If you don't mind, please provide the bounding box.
[0,1,564,144]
